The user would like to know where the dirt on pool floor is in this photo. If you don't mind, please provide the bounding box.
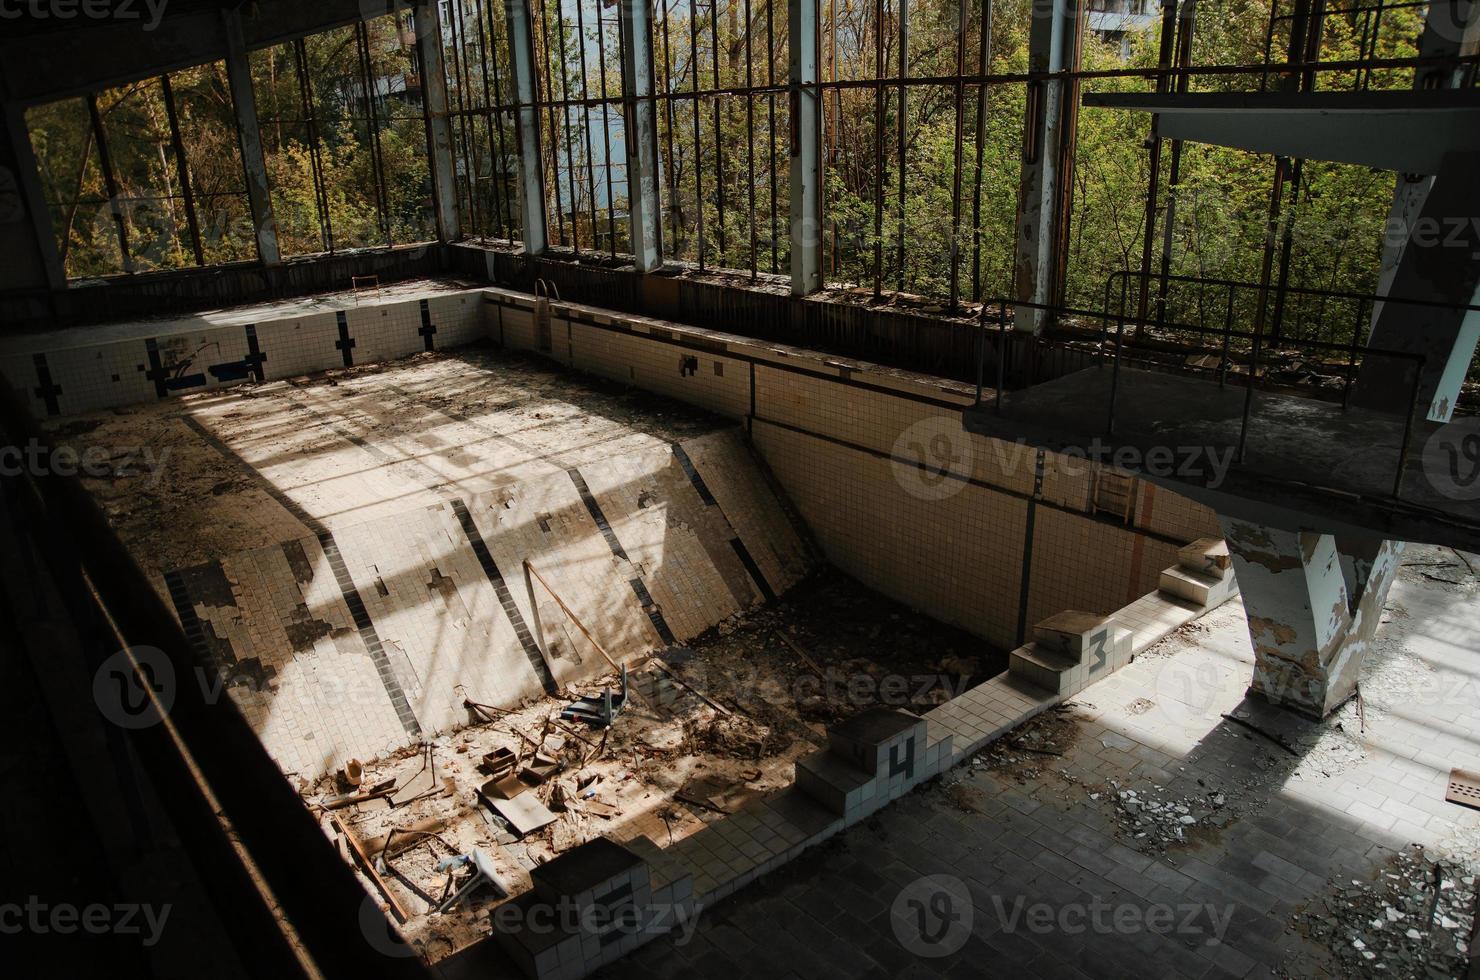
[309,570,1008,963]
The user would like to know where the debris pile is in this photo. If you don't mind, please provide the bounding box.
[1097,780,1231,850]
[1300,845,1476,978]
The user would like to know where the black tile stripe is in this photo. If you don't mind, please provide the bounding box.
[318,533,423,736]
[671,444,717,506]
[449,498,558,695]
[176,414,422,735]
[163,568,224,675]
[335,311,355,367]
[728,538,776,604]
[143,338,170,398]
[628,576,677,646]
[567,468,629,560]
[244,324,266,382]
[31,353,61,416]
[418,299,437,352]
[1015,449,1046,646]
[672,442,777,603]
[285,385,560,688]
[567,466,677,646]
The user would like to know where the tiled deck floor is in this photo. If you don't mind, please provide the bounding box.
[599,546,1480,979]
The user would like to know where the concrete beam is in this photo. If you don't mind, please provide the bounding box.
[0,102,66,292]
[789,0,822,296]
[1013,0,1076,332]
[1083,90,1480,174]
[503,0,548,255]
[619,0,663,272]
[414,0,461,243]
[223,9,281,268]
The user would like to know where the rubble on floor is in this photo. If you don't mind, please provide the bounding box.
[304,571,1003,962]
[1298,845,1476,978]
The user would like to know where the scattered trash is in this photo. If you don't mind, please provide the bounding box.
[1299,845,1475,977]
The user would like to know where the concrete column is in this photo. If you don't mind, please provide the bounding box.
[1221,519,1402,718]
[1359,0,1480,422]
[503,0,548,255]
[0,103,66,292]
[1013,0,1075,332]
[619,0,663,272]
[1373,0,1479,310]
[415,0,463,243]
[788,0,822,296]
[222,8,281,267]
[1355,155,1480,421]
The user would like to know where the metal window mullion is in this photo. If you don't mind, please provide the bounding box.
[766,0,778,273]
[87,94,133,273]
[594,2,619,255]
[293,38,333,254]
[689,0,704,269]
[872,0,885,298]
[746,0,757,278]
[505,0,551,253]
[550,0,582,253]
[472,0,508,239]
[481,0,516,238]
[788,0,821,294]
[895,0,907,293]
[620,0,663,270]
[159,74,205,266]
[222,8,281,266]
[948,0,967,310]
[574,0,601,251]
[449,0,484,239]
[659,0,683,255]
[355,22,393,247]
[971,0,991,301]
[710,0,725,263]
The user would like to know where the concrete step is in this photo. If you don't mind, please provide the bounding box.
[1009,642,1081,695]
[1159,564,1229,606]
[1177,537,1232,576]
[1033,610,1114,661]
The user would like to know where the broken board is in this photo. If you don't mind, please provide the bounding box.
[490,795,557,837]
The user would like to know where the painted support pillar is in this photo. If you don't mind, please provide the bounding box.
[0,102,66,292]
[619,0,663,272]
[415,0,463,243]
[1354,154,1480,421]
[1372,0,1479,316]
[788,0,822,296]
[1222,519,1402,718]
[1013,0,1075,332]
[222,7,281,267]
[504,0,549,255]
[1358,0,1480,422]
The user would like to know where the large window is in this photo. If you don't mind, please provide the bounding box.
[252,13,436,257]
[26,61,250,279]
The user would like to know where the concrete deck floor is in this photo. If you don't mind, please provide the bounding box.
[600,546,1480,979]
[963,367,1480,551]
